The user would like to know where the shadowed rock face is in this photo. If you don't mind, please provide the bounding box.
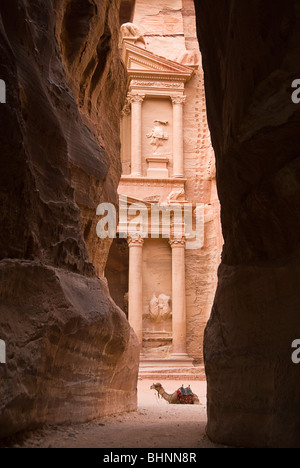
[0,0,139,438]
[194,0,300,448]
[119,0,136,26]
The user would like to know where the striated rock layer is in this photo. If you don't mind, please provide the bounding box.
[194,0,300,448]
[0,0,139,438]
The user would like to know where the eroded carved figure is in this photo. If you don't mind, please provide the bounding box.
[149,294,171,322]
[167,189,185,203]
[147,120,169,155]
[120,23,146,47]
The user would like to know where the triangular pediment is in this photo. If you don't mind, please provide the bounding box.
[122,41,194,80]
[119,194,154,208]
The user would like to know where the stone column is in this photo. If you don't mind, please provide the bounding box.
[128,93,145,176]
[171,95,186,178]
[128,236,144,349]
[121,98,131,172]
[169,238,187,356]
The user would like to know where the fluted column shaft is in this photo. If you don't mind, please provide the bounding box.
[171,95,186,178]
[128,93,145,176]
[169,238,187,355]
[128,236,144,348]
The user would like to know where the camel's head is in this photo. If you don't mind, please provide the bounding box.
[150,383,162,391]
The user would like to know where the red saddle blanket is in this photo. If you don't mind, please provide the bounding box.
[176,387,195,404]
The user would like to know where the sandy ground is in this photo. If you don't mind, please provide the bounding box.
[7,379,225,448]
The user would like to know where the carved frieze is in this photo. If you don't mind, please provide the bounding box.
[130,80,185,90]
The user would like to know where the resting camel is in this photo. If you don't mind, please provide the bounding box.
[150,383,200,405]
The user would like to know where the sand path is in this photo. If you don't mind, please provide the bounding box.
[9,379,224,448]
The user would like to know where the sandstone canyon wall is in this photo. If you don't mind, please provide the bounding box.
[194,0,300,448]
[0,0,139,438]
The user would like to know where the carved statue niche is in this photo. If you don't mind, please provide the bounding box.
[147,120,169,155]
[149,294,171,323]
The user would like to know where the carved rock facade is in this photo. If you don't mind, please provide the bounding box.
[106,0,223,366]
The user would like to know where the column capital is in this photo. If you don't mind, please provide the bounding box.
[128,235,145,247]
[171,95,186,105]
[128,93,145,104]
[169,237,186,248]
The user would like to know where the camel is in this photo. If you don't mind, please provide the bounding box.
[150,383,200,405]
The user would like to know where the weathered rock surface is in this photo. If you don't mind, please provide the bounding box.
[0,0,139,438]
[194,0,300,448]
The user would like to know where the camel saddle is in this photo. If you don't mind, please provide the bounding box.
[176,385,195,404]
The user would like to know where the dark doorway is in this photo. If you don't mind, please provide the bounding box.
[105,239,129,317]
